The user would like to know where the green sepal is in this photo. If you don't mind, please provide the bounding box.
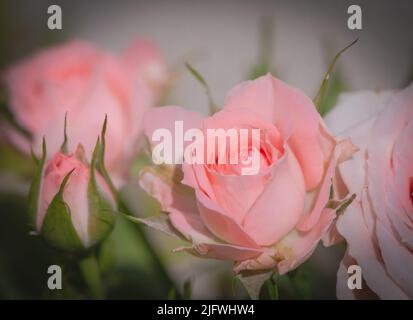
[28,137,47,228]
[40,168,85,252]
[60,112,68,154]
[237,269,273,300]
[336,193,356,216]
[316,72,345,116]
[266,274,279,300]
[313,38,358,110]
[95,115,118,203]
[87,137,117,247]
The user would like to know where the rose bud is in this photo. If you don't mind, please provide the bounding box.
[137,74,356,297]
[325,83,413,299]
[1,39,169,186]
[29,118,117,252]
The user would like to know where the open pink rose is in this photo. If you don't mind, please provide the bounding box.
[2,38,169,185]
[139,74,355,274]
[325,84,413,299]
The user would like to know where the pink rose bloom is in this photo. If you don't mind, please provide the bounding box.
[325,84,413,299]
[2,38,169,185]
[139,74,355,274]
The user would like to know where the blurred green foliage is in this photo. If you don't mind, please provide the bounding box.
[248,17,276,80]
[317,73,345,116]
[0,185,176,299]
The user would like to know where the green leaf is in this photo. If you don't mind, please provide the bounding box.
[168,288,177,300]
[237,269,273,300]
[313,38,358,110]
[60,112,68,154]
[288,266,312,299]
[28,137,46,228]
[41,169,85,252]
[185,62,208,89]
[183,279,192,299]
[267,275,279,300]
[248,17,276,80]
[78,253,105,299]
[231,276,238,297]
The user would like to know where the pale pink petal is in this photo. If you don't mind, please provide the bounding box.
[139,165,223,246]
[62,165,90,245]
[225,74,326,190]
[233,208,336,274]
[325,90,393,199]
[276,208,336,275]
[39,152,90,245]
[297,136,356,232]
[169,209,217,244]
[182,163,217,208]
[324,90,394,136]
[140,169,263,259]
[376,222,413,298]
[335,118,375,198]
[201,169,267,225]
[389,116,413,229]
[242,147,306,246]
[196,190,260,249]
[139,166,197,215]
[336,200,408,299]
[367,83,413,228]
[175,242,262,261]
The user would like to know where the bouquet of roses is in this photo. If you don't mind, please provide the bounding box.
[0,34,411,300]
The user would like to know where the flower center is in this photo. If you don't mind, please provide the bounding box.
[204,126,279,176]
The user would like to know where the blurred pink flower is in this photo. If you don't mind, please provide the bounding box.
[139,74,355,274]
[2,38,169,185]
[325,84,413,299]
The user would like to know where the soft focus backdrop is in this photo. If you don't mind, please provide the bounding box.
[0,0,412,299]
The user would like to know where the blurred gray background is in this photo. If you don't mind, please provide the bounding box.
[1,0,413,114]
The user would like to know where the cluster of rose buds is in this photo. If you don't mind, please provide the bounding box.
[1,39,169,252]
